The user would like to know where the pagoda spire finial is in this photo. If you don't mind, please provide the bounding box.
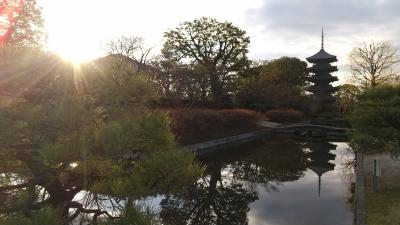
[318,175,321,197]
[321,27,324,50]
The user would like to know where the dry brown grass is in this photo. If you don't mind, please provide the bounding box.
[366,188,400,225]
[0,96,19,109]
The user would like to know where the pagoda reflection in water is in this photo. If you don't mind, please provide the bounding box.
[305,141,337,197]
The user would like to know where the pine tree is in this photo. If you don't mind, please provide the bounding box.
[0,53,203,224]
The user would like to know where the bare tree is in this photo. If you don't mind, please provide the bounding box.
[106,36,153,75]
[349,41,400,89]
[335,84,360,115]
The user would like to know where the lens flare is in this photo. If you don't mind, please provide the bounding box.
[0,0,24,46]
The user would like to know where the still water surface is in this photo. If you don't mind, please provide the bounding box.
[157,139,354,225]
[0,138,354,224]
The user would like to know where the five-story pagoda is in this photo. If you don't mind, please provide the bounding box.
[306,29,338,115]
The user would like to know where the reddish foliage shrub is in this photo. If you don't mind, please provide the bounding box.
[264,109,304,123]
[165,108,261,144]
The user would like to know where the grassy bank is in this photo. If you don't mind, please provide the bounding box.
[366,188,400,224]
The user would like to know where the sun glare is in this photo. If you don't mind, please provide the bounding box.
[52,43,96,65]
[46,28,105,65]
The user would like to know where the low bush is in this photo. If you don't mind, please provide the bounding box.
[165,108,261,144]
[264,109,304,123]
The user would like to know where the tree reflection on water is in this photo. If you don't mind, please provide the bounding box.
[159,139,312,225]
[0,138,351,224]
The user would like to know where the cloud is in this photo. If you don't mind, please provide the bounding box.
[248,0,400,38]
[243,0,400,82]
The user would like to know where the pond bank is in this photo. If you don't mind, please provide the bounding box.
[355,153,366,225]
[362,153,400,224]
[185,123,350,155]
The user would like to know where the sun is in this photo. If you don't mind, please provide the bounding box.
[50,42,96,65]
[46,32,104,65]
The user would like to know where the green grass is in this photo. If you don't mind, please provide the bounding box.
[366,188,400,225]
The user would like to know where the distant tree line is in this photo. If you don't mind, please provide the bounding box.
[106,18,311,111]
[110,19,400,115]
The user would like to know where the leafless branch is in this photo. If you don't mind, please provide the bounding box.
[349,40,400,89]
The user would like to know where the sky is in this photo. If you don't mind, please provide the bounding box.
[37,0,400,83]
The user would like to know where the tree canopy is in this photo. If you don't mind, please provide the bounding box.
[237,57,309,111]
[162,17,250,102]
[0,0,46,94]
[0,52,202,224]
[0,0,45,49]
[260,56,309,92]
[153,58,208,103]
[348,84,400,155]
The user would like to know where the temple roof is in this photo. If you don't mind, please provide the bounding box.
[309,166,333,176]
[308,76,338,83]
[307,49,337,63]
[307,28,337,63]
[309,64,338,72]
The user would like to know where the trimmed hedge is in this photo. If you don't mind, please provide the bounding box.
[264,109,304,123]
[165,108,261,144]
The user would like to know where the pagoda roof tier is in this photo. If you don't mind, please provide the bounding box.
[307,49,337,63]
[308,76,338,82]
[314,95,336,103]
[309,85,339,93]
[309,161,335,169]
[309,65,338,73]
[309,164,335,176]
[306,152,336,161]
[306,142,337,150]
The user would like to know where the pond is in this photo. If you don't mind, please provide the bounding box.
[154,139,355,225]
[0,138,355,225]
